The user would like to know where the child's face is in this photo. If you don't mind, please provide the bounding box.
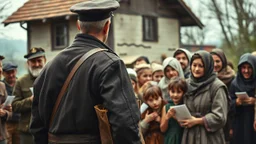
[169,87,184,105]
[138,69,152,86]
[152,70,164,83]
[146,96,162,110]
[165,66,179,79]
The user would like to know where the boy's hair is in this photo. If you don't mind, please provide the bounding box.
[142,82,162,101]
[168,77,188,93]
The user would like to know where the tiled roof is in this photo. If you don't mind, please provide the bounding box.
[3,0,203,28]
[3,0,85,24]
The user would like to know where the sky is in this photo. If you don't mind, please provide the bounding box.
[0,0,28,40]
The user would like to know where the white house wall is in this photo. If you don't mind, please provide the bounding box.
[113,13,180,63]
[29,20,78,61]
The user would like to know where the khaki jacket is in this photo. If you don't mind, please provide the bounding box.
[0,82,10,141]
[12,73,35,133]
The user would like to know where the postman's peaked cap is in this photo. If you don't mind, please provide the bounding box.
[24,47,45,60]
[70,0,120,22]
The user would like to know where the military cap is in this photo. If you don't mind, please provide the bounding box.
[70,0,120,22]
[24,47,45,60]
[3,62,18,72]
[0,55,4,60]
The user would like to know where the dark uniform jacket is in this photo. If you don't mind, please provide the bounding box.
[12,73,35,133]
[30,34,141,144]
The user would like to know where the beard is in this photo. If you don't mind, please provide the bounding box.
[28,66,43,77]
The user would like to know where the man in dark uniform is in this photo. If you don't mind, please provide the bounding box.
[2,62,20,144]
[30,0,141,144]
[12,47,46,144]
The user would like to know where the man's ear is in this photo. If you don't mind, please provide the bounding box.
[103,20,110,35]
[76,20,81,31]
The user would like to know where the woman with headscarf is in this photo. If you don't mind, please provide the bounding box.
[230,53,256,144]
[210,49,235,143]
[210,49,235,88]
[180,50,228,144]
[158,57,184,101]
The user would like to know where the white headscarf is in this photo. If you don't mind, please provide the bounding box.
[158,57,184,101]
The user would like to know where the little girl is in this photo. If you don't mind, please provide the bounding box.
[134,64,152,89]
[140,82,166,144]
[160,77,187,144]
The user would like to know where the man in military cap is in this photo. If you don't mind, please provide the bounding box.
[12,47,46,144]
[2,62,20,144]
[30,0,141,144]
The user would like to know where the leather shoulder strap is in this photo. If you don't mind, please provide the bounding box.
[49,48,107,128]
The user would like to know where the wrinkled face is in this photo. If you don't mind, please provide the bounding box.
[240,63,253,79]
[138,69,152,87]
[165,66,179,79]
[3,69,17,84]
[146,96,162,110]
[212,55,223,72]
[169,87,184,105]
[27,56,46,77]
[191,58,204,78]
[152,70,164,83]
[175,52,189,70]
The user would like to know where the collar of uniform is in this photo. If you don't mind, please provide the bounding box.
[74,33,116,54]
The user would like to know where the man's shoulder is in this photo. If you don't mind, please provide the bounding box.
[0,81,5,88]
[17,74,32,83]
[101,50,120,62]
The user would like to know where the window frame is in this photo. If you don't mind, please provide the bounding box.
[51,21,69,50]
[142,16,158,42]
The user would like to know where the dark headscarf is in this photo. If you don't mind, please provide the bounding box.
[188,50,217,94]
[210,49,227,72]
[210,49,235,86]
[232,53,256,92]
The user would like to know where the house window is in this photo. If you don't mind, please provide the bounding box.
[52,22,68,50]
[143,16,158,41]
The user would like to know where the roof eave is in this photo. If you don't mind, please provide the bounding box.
[3,14,76,26]
[177,0,204,29]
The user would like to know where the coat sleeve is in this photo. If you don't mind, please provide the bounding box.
[0,83,12,121]
[12,80,33,113]
[99,59,141,144]
[30,71,48,144]
[204,87,228,132]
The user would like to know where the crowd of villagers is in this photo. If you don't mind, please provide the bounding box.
[128,48,256,144]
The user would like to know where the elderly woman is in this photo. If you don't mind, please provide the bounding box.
[230,53,256,144]
[180,50,228,144]
[158,57,184,101]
